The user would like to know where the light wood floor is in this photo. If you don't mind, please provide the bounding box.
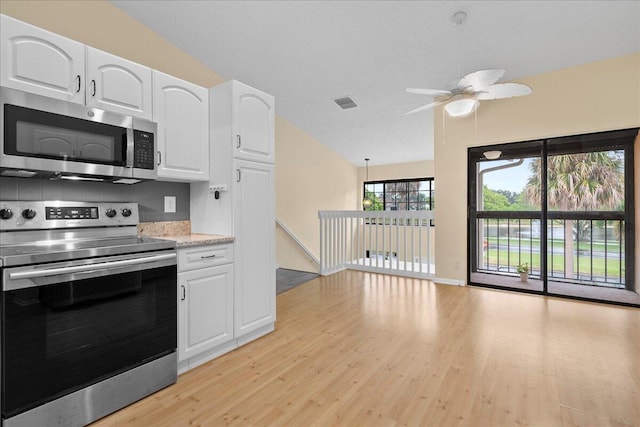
[92,271,640,426]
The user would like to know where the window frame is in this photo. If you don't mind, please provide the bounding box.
[467,127,637,304]
[363,177,435,225]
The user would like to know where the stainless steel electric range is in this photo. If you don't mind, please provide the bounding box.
[0,200,177,427]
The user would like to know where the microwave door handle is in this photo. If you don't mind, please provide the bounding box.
[126,128,135,168]
[6,253,176,289]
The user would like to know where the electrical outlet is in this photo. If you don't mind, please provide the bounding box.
[454,261,461,270]
[164,196,176,213]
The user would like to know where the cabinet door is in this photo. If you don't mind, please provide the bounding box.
[234,160,275,337]
[178,264,234,362]
[1,14,85,103]
[153,71,209,181]
[86,47,152,120]
[232,82,275,164]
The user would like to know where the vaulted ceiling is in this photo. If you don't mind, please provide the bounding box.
[111,1,640,166]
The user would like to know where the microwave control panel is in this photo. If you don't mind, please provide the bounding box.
[133,130,155,170]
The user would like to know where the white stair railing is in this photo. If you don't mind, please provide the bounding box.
[318,210,435,279]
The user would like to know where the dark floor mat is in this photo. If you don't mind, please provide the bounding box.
[276,268,319,294]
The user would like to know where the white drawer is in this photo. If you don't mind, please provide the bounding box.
[178,243,234,272]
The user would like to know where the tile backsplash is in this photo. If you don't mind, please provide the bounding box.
[0,177,190,222]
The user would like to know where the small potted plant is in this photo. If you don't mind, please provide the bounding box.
[516,263,529,282]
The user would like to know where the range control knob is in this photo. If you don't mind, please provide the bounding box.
[105,208,117,218]
[121,208,132,217]
[21,209,37,219]
[0,208,13,220]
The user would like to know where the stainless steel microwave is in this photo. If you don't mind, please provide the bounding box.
[0,87,157,183]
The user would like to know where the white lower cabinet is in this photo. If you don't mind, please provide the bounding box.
[177,243,235,374]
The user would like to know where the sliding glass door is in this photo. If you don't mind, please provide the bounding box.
[468,129,638,306]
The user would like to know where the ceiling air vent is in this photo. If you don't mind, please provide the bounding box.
[334,96,358,110]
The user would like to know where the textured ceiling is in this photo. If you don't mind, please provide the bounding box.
[111,1,640,166]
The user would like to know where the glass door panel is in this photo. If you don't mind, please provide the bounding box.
[469,141,544,292]
[545,134,636,305]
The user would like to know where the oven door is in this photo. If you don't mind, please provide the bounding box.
[1,250,177,420]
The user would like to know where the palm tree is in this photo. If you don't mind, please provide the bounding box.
[523,151,624,279]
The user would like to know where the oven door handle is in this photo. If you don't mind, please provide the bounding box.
[8,253,176,280]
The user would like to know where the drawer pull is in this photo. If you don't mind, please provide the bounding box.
[200,254,216,259]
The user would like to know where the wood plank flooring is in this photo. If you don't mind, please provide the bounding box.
[91,271,640,426]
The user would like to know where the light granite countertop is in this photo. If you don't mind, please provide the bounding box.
[138,220,234,248]
[159,233,234,248]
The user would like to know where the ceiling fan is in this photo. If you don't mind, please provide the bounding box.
[405,68,532,117]
[405,11,532,118]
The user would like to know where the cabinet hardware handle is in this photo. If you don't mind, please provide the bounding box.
[157,151,162,166]
[91,80,96,97]
[201,254,216,259]
[236,135,241,148]
[76,75,81,93]
[236,169,241,182]
[181,285,186,301]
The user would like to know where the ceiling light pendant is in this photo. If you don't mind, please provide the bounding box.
[444,98,479,117]
[362,158,373,209]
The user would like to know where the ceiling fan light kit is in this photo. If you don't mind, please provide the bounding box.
[444,98,479,117]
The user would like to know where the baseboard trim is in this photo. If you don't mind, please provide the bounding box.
[434,277,466,286]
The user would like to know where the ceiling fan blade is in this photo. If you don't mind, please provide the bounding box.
[404,99,448,115]
[476,83,533,100]
[457,69,505,92]
[406,88,452,96]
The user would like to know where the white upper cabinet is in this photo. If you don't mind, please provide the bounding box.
[86,47,152,120]
[1,14,85,103]
[1,15,152,120]
[153,71,209,181]
[232,81,275,164]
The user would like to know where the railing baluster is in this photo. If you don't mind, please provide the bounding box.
[507,219,511,272]
[402,214,406,272]
[530,219,534,277]
[394,218,400,270]
[426,216,431,274]
[619,220,623,284]
[496,218,500,272]
[418,217,423,274]
[551,220,555,279]
[576,219,580,281]
[382,214,386,270]
[411,217,415,272]
[589,220,596,281]
[604,219,608,283]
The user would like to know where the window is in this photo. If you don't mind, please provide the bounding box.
[363,178,434,212]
